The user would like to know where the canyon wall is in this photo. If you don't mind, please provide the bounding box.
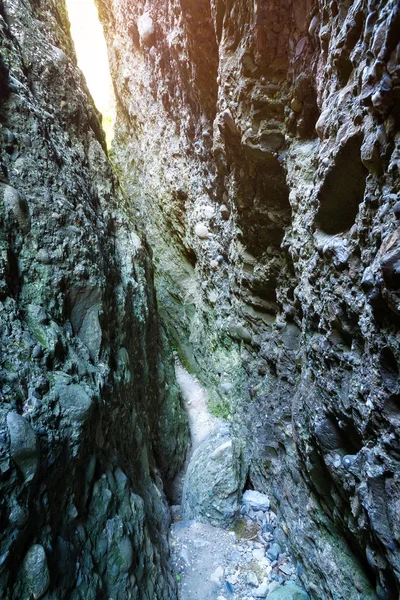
[97,0,400,598]
[0,0,188,598]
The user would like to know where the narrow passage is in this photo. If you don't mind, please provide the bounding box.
[169,363,309,600]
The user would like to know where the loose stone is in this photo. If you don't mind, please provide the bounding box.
[195,223,209,239]
[23,544,50,599]
[6,412,38,481]
[242,490,271,511]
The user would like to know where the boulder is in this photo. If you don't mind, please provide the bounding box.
[267,582,310,600]
[6,413,38,481]
[242,490,271,511]
[182,429,241,527]
[58,384,92,423]
[23,544,50,599]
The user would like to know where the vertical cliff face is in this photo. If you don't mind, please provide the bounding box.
[97,0,400,598]
[0,1,188,598]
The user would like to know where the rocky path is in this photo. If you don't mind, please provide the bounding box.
[174,362,220,452]
[170,363,310,600]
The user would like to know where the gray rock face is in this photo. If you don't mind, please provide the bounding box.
[182,429,241,527]
[96,0,400,598]
[0,0,188,598]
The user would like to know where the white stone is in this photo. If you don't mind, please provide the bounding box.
[210,565,224,583]
[203,205,215,219]
[252,547,265,560]
[242,490,270,511]
[246,571,259,586]
[254,579,269,598]
[138,14,154,43]
[194,223,209,239]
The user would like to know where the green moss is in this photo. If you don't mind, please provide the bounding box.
[208,396,230,420]
[231,517,258,540]
[102,109,114,150]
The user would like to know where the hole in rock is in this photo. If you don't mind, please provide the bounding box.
[316,135,367,234]
[66,0,115,147]
[336,54,353,85]
[242,470,254,493]
[5,248,21,298]
[236,159,291,257]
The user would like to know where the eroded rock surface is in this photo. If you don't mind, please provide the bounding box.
[97,0,400,597]
[0,0,188,598]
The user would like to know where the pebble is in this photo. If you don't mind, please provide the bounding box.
[203,205,214,219]
[51,45,68,65]
[253,547,265,560]
[221,109,237,135]
[9,504,29,529]
[210,566,224,583]
[37,249,50,264]
[194,223,209,239]
[179,547,191,567]
[290,98,303,113]
[58,384,92,422]
[231,550,241,562]
[254,580,269,597]
[342,454,356,470]
[393,200,400,219]
[361,267,375,290]
[3,185,31,233]
[267,543,281,561]
[279,563,293,575]
[246,571,259,587]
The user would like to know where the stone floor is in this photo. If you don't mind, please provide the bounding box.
[170,363,310,600]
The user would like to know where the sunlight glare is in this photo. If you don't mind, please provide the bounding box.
[66,0,115,147]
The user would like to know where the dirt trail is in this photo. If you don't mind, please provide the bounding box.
[169,362,222,504]
[170,362,309,600]
[174,362,220,452]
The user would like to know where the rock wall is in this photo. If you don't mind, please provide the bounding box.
[0,0,188,598]
[97,0,400,598]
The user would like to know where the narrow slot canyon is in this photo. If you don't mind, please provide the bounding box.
[0,0,399,599]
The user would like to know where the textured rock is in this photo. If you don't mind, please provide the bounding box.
[267,582,309,600]
[97,0,400,597]
[182,428,241,527]
[6,412,38,482]
[22,545,50,599]
[57,384,92,423]
[0,0,188,598]
[242,490,271,512]
[138,13,155,44]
